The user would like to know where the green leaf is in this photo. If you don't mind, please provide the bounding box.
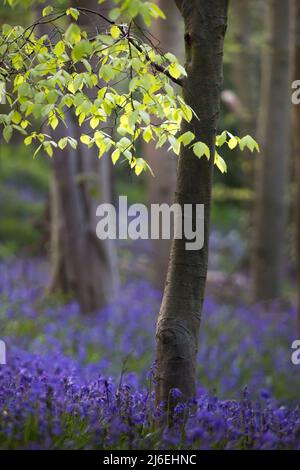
[178,98,193,122]
[54,40,65,57]
[33,144,43,159]
[80,134,91,145]
[110,25,121,40]
[216,131,227,147]
[90,117,100,129]
[193,142,210,159]
[134,158,146,176]
[178,131,195,147]
[24,135,33,146]
[168,63,187,80]
[12,53,23,70]
[71,40,92,62]
[143,126,152,143]
[49,114,59,130]
[165,52,177,63]
[131,58,143,73]
[42,6,53,17]
[214,152,227,173]
[58,137,68,149]
[44,142,53,157]
[2,24,13,37]
[33,144,43,158]
[0,44,8,55]
[78,113,85,126]
[3,125,12,143]
[239,135,260,152]
[66,8,80,21]
[228,136,238,150]
[149,3,166,20]
[68,137,78,149]
[11,111,22,124]
[99,64,115,83]
[65,23,81,45]
[111,148,120,165]
[128,77,138,94]
[168,135,180,155]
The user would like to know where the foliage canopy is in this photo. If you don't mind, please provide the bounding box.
[0,1,259,175]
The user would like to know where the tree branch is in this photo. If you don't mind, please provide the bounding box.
[174,0,184,12]
[76,6,183,87]
[128,37,183,87]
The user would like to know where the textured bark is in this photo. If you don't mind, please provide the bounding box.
[146,0,182,290]
[292,0,300,334]
[252,0,290,301]
[155,0,229,406]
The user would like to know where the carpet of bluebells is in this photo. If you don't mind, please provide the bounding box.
[1,249,300,449]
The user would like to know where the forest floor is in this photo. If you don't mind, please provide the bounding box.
[1,238,300,449]
[1,144,300,449]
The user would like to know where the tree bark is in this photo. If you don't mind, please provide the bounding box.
[155,0,229,406]
[252,0,290,301]
[146,0,183,290]
[292,0,300,334]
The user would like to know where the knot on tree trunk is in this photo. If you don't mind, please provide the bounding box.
[156,321,196,360]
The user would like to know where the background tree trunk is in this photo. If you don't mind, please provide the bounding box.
[231,0,257,133]
[231,0,257,183]
[155,0,229,406]
[49,123,119,312]
[145,0,183,290]
[48,0,119,312]
[252,0,290,301]
[292,0,300,334]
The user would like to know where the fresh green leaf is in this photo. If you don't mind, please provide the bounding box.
[42,6,53,17]
[193,141,210,159]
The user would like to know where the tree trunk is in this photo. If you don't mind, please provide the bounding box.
[292,0,300,334]
[231,0,257,183]
[48,0,119,313]
[146,0,183,290]
[155,0,229,406]
[231,0,256,133]
[49,118,118,312]
[252,0,290,301]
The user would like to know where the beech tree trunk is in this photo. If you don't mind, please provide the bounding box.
[252,0,290,301]
[49,119,119,312]
[48,0,119,313]
[155,0,229,405]
[292,0,300,334]
[146,0,182,290]
[231,0,257,183]
[231,0,256,135]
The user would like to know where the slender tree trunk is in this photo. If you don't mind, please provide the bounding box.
[145,0,183,290]
[252,0,290,301]
[292,0,300,334]
[155,0,229,405]
[231,0,256,134]
[231,0,257,182]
